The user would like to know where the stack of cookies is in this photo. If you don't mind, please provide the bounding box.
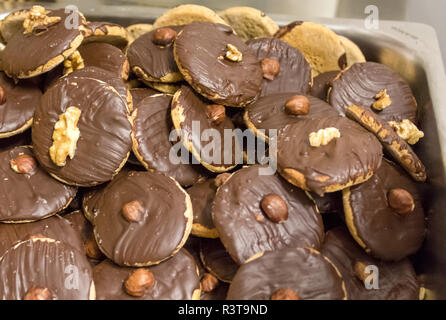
[0,4,427,300]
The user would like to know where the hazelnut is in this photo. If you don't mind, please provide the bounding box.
[387,188,415,215]
[260,194,288,223]
[84,235,104,260]
[122,200,144,222]
[205,104,226,125]
[10,154,37,174]
[261,58,280,80]
[0,86,5,104]
[214,173,231,188]
[284,95,310,115]
[270,288,300,300]
[124,268,155,297]
[152,27,177,46]
[201,273,219,293]
[353,260,368,282]
[23,287,53,300]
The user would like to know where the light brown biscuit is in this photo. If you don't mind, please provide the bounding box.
[338,35,366,66]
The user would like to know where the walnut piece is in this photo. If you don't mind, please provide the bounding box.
[225,44,243,62]
[309,127,341,147]
[372,89,392,110]
[63,51,84,75]
[388,119,424,144]
[49,106,82,167]
[23,5,61,34]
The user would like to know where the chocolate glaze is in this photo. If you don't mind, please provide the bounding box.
[0,146,77,222]
[64,210,93,245]
[200,238,238,282]
[133,94,203,186]
[32,76,132,186]
[277,116,383,195]
[78,42,127,78]
[346,159,425,261]
[321,226,420,300]
[213,165,324,264]
[93,249,200,300]
[1,9,84,78]
[311,70,339,100]
[201,282,229,300]
[246,37,311,97]
[187,179,216,229]
[0,238,93,300]
[329,62,418,123]
[183,236,206,277]
[127,26,182,80]
[227,247,346,300]
[174,22,263,107]
[93,170,190,266]
[130,87,160,107]
[0,72,42,135]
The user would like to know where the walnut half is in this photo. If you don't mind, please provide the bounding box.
[372,89,392,111]
[388,119,424,145]
[49,107,82,167]
[63,51,84,75]
[225,44,243,62]
[23,5,61,34]
[309,127,341,147]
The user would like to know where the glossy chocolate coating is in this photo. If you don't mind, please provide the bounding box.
[200,238,238,282]
[78,42,127,78]
[64,210,93,245]
[201,282,229,300]
[311,70,339,100]
[187,179,216,229]
[130,87,160,107]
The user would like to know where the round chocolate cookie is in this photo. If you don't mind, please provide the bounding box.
[127,26,183,83]
[244,93,338,142]
[171,85,241,172]
[310,70,339,100]
[63,210,98,257]
[321,227,420,300]
[93,170,193,266]
[32,76,132,187]
[132,94,203,187]
[187,178,219,238]
[227,247,346,300]
[1,8,86,79]
[82,21,128,48]
[329,62,418,123]
[174,22,263,107]
[200,238,238,283]
[246,37,311,97]
[343,159,426,261]
[213,165,324,264]
[93,250,200,300]
[0,71,42,138]
[277,116,383,196]
[0,146,77,223]
[77,42,129,79]
[130,87,160,107]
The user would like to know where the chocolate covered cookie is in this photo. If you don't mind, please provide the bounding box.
[92,170,192,266]
[321,227,420,299]
[200,238,238,283]
[32,76,132,187]
[174,22,263,107]
[82,21,128,48]
[277,116,383,196]
[227,247,347,300]
[130,87,160,107]
[310,70,339,100]
[0,146,77,223]
[246,38,311,97]
[213,165,324,264]
[343,159,426,261]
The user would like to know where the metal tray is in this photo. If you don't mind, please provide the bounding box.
[2,4,446,299]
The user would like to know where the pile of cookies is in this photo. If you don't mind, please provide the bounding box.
[0,4,427,300]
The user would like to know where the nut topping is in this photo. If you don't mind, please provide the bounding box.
[201,273,219,293]
[270,288,300,300]
[63,51,84,75]
[261,58,280,80]
[10,154,37,174]
[388,119,424,145]
[205,104,226,125]
[122,200,144,222]
[214,173,231,188]
[260,194,288,223]
[84,235,104,260]
[152,27,177,46]
[353,260,369,282]
[49,106,82,167]
[0,86,5,104]
[23,5,61,34]
[124,268,155,297]
[372,89,392,110]
[225,44,243,62]
[387,188,415,215]
[309,127,341,147]
[23,287,53,300]
[285,95,310,115]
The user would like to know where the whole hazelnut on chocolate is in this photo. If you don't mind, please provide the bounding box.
[260,194,288,223]
[152,27,177,46]
[10,154,37,174]
[0,86,5,104]
[387,188,415,215]
[124,268,155,297]
[284,95,310,116]
[214,173,231,188]
[271,288,299,300]
[201,273,219,293]
[205,104,226,125]
[261,58,280,80]
[122,200,144,222]
[84,235,104,260]
[23,287,53,300]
